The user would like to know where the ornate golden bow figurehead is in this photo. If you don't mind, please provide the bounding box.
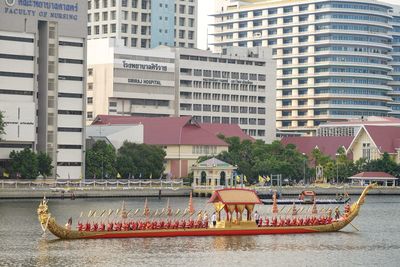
[37,196,50,225]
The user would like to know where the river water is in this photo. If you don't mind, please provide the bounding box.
[1,195,400,267]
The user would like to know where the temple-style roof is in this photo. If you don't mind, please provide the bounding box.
[208,188,262,205]
[197,157,232,168]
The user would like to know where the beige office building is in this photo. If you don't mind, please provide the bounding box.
[87,38,276,142]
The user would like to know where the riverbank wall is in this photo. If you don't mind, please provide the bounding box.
[1,186,400,199]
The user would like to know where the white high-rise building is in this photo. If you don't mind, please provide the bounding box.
[87,38,276,142]
[211,0,399,134]
[87,0,198,48]
[0,1,87,179]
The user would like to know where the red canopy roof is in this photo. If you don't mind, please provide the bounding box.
[208,188,262,205]
[349,172,398,180]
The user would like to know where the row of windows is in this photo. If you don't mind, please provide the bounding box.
[315,34,390,44]
[0,89,33,95]
[315,13,388,23]
[59,75,83,81]
[0,143,32,148]
[58,145,82,149]
[315,67,387,75]
[130,99,169,107]
[0,35,33,43]
[315,45,389,55]
[181,104,266,114]
[59,58,83,64]
[0,71,33,78]
[315,23,388,34]
[192,115,266,126]
[58,110,83,115]
[58,128,82,132]
[59,41,83,47]
[316,100,386,106]
[183,92,264,102]
[184,81,263,91]
[329,110,388,116]
[315,77,387,85]
[179,54,265,66]
[0,53,33,61]
[180,69,266,81]
[315,88,386,96]
[315,2,388,13]
[58,93,83,98]
[88,0,149,10]
[192,146,218,155]
[57,162,82,166]
[315,55,388,65]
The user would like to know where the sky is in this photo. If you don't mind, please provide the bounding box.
[197,0,400,50]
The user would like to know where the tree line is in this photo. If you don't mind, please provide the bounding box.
[197,136,400,184]
[85,140,166,179]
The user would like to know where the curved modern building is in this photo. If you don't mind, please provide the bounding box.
[211,0,397,134]
[388,5,400,117]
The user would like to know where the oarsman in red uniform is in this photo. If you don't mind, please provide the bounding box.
[99,223,105,231]
[92,222,98,231]
[85,222,91,231]
[258,217,263,227]
[265,218,270,227]
[77,222,83,231]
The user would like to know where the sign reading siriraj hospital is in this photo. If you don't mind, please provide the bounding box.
[114,77,174,87]
[0,0,81,21]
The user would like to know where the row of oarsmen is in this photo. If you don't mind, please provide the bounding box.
[257,215,334,227]
[77,219,209,231]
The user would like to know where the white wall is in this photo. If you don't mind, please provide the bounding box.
[0,102,35,142]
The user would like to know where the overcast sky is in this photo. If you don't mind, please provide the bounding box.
[197,0,400,50]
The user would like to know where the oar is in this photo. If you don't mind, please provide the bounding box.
[175,209,181,216]
[126,209,133,216]
[99,209,106,217]
[349,222,360,231]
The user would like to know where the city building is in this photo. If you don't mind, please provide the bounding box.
[282,125,400,163]
[0,1,87,179]
[388,5,400,117]
[91,115,253,178]
[210,0,398,134]
[316,116,400,136]
[87,0,198,48]
[87,38,276,142]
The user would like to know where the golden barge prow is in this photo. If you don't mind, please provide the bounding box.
[38,184,375,239]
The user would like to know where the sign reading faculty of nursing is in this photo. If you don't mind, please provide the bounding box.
[0,0,80,21]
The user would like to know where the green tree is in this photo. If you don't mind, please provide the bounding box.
[116,141,166,179]
[9,148,39,179]
[86,140,117,179]
[209,138,308,184]
[363,152,399,177]
[37,152,53,178]
[0,111,5,139]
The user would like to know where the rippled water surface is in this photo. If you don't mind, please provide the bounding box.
[1,196,400,267]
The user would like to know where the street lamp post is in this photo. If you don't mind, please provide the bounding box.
[335,153,340,184]
[302,153,306,185]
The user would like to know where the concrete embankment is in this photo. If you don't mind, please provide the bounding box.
[1,186,400,199]
[0,188,192,199]
[262,186,400,196]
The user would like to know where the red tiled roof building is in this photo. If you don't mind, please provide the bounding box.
[91,115,253,178]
